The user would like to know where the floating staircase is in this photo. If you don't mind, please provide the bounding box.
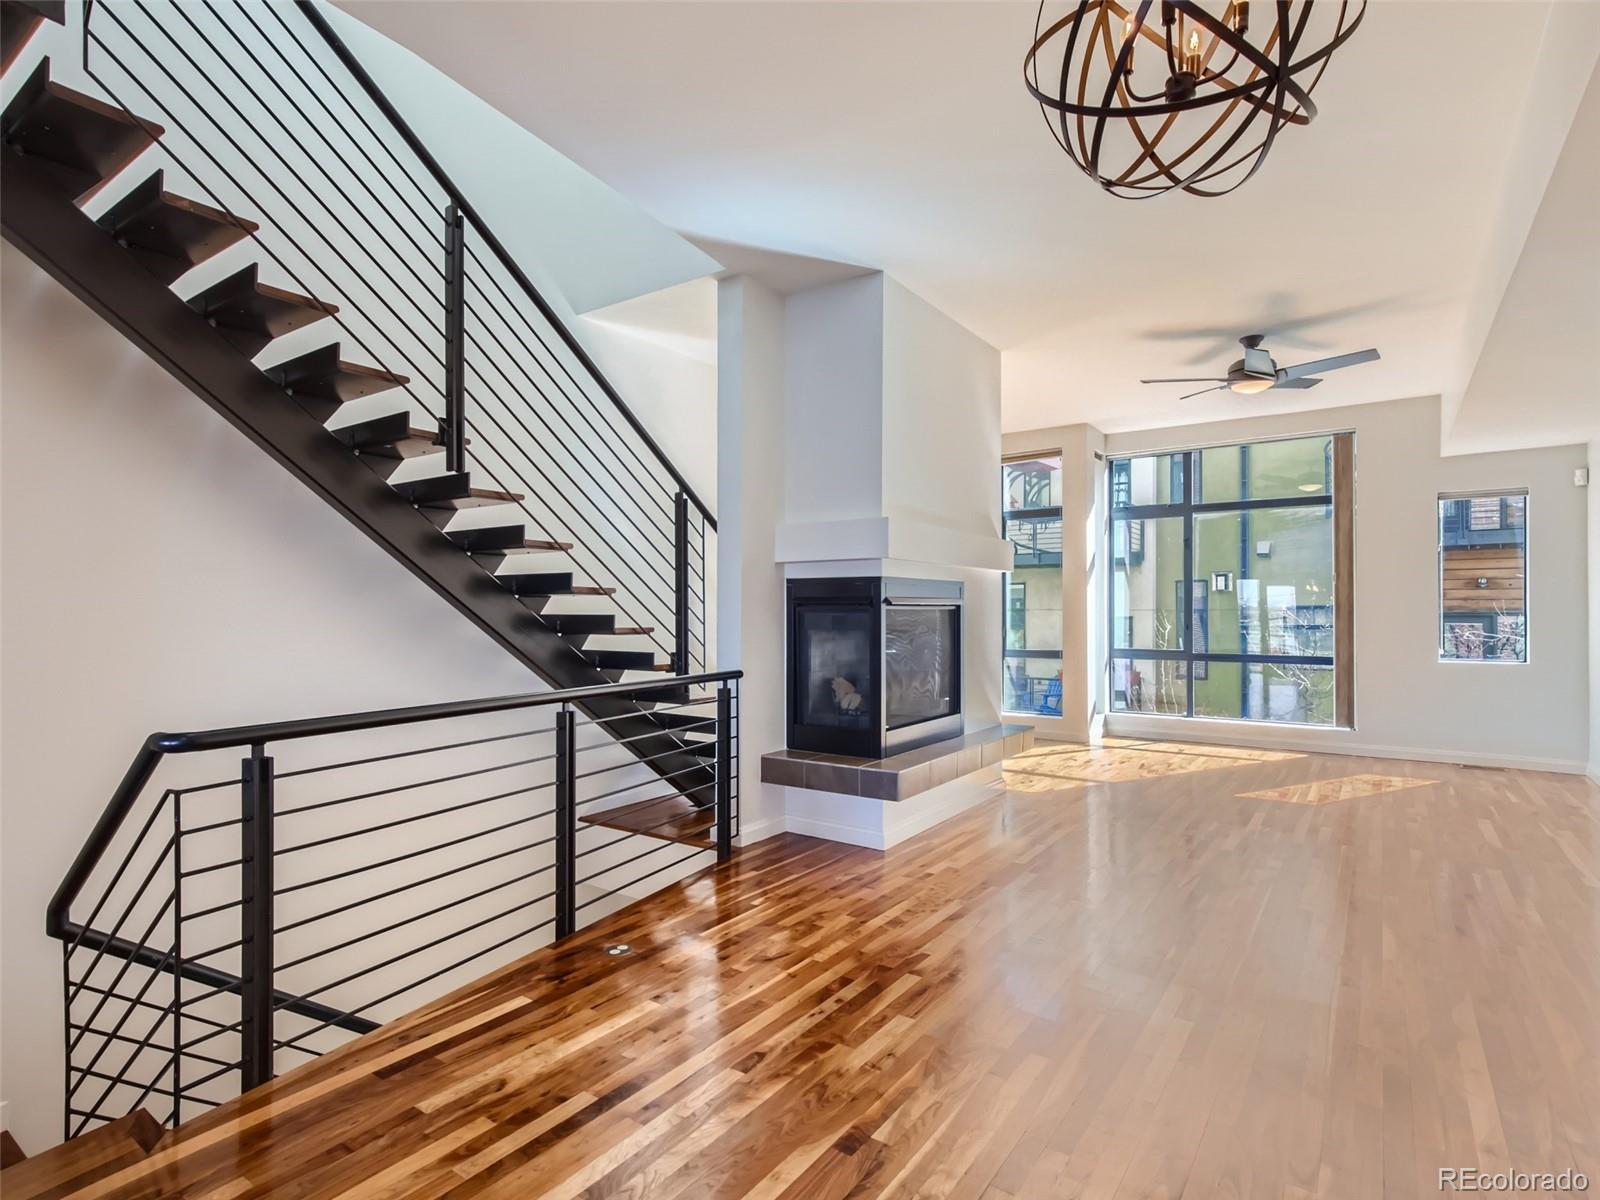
[1,37,715,794]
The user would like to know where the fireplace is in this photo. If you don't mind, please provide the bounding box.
[786,577,963,759]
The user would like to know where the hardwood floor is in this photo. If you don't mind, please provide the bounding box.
[61,739,1600,1199]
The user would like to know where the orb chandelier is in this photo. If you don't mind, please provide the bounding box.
[1024,1,1366,198]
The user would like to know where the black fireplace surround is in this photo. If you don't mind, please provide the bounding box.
[786,576,963,759]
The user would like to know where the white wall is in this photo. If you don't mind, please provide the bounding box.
[782,275,885,526]
[1095,395,1589,772]
[579,279,719,512]
[316,2,719,322]
[880,279,1005,729]
[881,278,999,540]
[1589,438,1600,782]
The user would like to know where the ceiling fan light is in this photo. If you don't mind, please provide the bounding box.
[1228,377,1275,394]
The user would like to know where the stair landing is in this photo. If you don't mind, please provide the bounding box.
[579,793,714,848]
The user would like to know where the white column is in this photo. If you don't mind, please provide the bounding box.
[717,276,789,842]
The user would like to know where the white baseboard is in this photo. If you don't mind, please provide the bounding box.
[783,812,888,851]
[735,816,788,846]
[1102,715,1588,776]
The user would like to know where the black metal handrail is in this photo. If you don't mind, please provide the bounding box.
[296,0,714,532]
[51,670,740,1136]
[50,670,740,935]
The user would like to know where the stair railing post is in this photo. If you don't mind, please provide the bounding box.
[673,492,691,675]
[239,743,275,1090]
[442,203,467,475]
[554,707,576,939]
[715,685,733,861]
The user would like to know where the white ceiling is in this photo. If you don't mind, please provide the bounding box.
[347,1,1598,440]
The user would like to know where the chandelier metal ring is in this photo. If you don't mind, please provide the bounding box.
[1025,0,1367,198]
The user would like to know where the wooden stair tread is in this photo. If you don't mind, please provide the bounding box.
[578,794,714,848]
[186,263,337,356]
[333,360,407,384]
[609,626,655,636]
[1,60,162,199]
[0,1109,163,1200]
[491,539,575,554]
[446,524,528,553]
[331,413,449,463]
[265,344,408,406]
[393,473,523,509]
[651,711,717,731]
[584,648,658,671]
[1,1,63,76]
[98,170,257,283]
[500,571,614,598]
[430,486,526,510]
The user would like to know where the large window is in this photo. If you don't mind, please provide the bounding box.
[1109,434,1353,727]
[1439,491,1526,662]
[1003,454,1063,715]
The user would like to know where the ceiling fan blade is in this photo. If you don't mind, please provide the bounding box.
[1275,377,1323,390]
[1179,385,1226,401]
[1140,377,1227,384]
[1279,348,1380,381]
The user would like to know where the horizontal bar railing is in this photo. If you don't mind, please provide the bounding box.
[296,0,714,531]
[73,0,713,680]
[52,671,740,1137]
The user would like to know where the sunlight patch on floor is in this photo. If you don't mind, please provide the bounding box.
[1001,738,1302,790]
[1237,773,1437,806]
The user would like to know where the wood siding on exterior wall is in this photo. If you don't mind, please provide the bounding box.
[1441,546,1526,612]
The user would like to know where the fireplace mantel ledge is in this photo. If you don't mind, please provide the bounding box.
[774,516,1012,572]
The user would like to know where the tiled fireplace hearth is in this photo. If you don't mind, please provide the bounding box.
[762,723,1034,801]
[759,723,1034,850]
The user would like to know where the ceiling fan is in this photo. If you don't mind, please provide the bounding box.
[1141,335,1380,400]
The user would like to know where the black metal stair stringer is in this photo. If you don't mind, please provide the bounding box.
[0,148,713,799]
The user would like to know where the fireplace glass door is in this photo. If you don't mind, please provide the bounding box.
[795,603,875,730]
[884,605,959,730]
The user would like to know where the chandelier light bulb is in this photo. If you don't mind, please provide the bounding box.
[1182,26,1203,75]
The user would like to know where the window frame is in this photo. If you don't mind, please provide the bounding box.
[1437,489,1529,666]
[1002,452,1065,717]
[1107,433,1352,726]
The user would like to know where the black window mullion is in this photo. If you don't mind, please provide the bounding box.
[1183,451,1195,717]
[1191,493,1331,514]
[1110,502,1186,520]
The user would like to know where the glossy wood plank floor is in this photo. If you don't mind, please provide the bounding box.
[72,739,1600,1199]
